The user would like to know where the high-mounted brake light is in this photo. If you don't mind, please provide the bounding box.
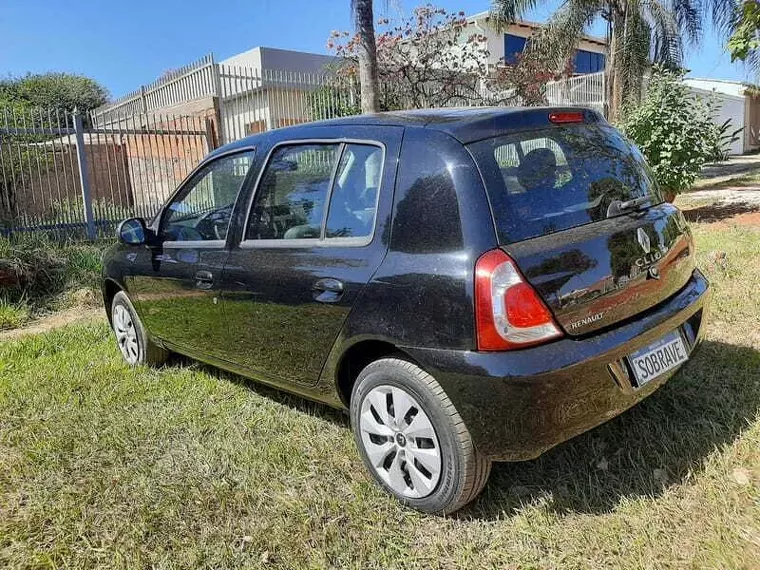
[475,249,563,351]
[548,111,585,124]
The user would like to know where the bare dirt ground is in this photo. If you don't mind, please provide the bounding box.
[679,188,760,226]
[0,306,103,341]
[679,157,760,227]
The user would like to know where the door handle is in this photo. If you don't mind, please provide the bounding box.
[312,277,344,303]
[195,270,214,290]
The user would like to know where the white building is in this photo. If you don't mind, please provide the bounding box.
[465,12,608,74]
[684,78,760,155]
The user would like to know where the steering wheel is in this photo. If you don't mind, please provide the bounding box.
[196,208,230,240]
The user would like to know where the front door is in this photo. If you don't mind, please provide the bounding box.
[129,149,255,357]
[219,130,401,386]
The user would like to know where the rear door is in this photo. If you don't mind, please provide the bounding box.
[469,123,695,336]
[218,127,402,386]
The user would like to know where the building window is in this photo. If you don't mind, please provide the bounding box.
[504,34,527,64]
[574,50,605,73]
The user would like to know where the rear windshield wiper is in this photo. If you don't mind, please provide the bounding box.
[607,195,653,218]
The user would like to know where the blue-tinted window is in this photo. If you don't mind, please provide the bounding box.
[574,50,591,73]
[574,50,606,74]
[596,53,606,71]
[504,34,527,64]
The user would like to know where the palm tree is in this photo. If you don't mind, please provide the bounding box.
[489,0,737,120]
[352,0,380,113]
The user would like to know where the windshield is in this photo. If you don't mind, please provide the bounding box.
[468,124,662,244]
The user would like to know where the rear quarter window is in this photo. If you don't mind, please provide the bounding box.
[469,125,662,244]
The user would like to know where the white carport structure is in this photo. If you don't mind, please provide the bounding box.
[684,78,760,155]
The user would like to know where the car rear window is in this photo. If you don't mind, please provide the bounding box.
[468,124,662,244]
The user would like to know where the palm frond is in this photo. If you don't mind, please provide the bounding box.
[702,0,741,36]
[488,0,543,31]
[642,0,685,66]
[618,5,653,102]
[527,0,604,68]
[669,0,703,45]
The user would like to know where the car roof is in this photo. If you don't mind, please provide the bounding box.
[207,106,606,159]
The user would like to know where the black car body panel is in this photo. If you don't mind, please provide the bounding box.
[506,204,696,336]
[402,269,709,460]
[214,126,403,386]
[102,107,710,462]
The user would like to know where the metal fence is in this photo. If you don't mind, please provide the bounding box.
[3,61,608,241]
[0,107,211,239]
[545,71,606,115]
[91,56,607,142]
[90,54,218,122]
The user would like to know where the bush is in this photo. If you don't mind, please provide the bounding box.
[0,235,106,328]
[621,66,726,199]
[306,84,361,121]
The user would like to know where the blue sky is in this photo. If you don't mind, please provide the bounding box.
[0,0,753,100]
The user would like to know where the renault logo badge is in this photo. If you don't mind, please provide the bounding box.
[637,228,651,254]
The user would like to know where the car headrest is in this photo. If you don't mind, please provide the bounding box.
[517,148,558,191]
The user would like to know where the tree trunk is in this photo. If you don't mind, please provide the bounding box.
[607,13,625,121]
[353,0,380,114]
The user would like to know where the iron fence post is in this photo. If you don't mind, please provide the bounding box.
[140,86,148,114]
[211,55,226,145]
[73,111,96,240]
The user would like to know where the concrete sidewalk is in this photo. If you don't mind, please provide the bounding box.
[697,154,760,185]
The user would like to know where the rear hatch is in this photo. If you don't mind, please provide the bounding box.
[468,121,695,336]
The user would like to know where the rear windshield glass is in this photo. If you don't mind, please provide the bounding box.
[468,124,662,243]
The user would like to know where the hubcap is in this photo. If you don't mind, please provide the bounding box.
[359,385,442,498]
[112,304,139,364]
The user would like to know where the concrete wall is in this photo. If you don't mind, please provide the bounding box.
[12,141,133,223]
[745,93,760,152]
[684,78,745,98]
[689,85,746,155]
[221,47,337,74]
[122,120,209,213]
[220,91,271,141]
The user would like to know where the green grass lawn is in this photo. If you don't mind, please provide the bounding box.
[1,223,759,569]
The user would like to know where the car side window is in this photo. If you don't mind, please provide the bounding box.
[246,144,340,240]
[325,144,382,239]
[162,150,254,242]
[246,142,383,243]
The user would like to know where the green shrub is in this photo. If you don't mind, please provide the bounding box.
[306,84,361,121]
[0,236,66,300]
[621,66,725,199]
[0,235,106,327]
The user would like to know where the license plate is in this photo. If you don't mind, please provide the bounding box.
[628,330,689,388]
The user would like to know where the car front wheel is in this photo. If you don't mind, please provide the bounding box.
[111,291,168,366]
[350,357,491,515]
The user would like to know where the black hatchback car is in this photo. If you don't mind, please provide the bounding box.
[103,107,710,514]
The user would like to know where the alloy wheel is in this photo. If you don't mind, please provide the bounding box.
[359,385,442,498]
[113,304,139,364]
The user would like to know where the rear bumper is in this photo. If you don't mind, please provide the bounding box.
[403,269,710,461]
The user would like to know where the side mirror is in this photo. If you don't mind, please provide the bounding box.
[117,217,147,245]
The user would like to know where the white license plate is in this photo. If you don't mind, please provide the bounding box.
[628,330,689,387]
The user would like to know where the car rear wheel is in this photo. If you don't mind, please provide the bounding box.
[350,357,491,515]
[111,291,168,366]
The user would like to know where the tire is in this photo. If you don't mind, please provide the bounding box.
[350,356,491,515]
[111,291,168,366]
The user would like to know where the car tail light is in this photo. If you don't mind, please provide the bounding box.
[475,249,563,350]
[548,111,584,124]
